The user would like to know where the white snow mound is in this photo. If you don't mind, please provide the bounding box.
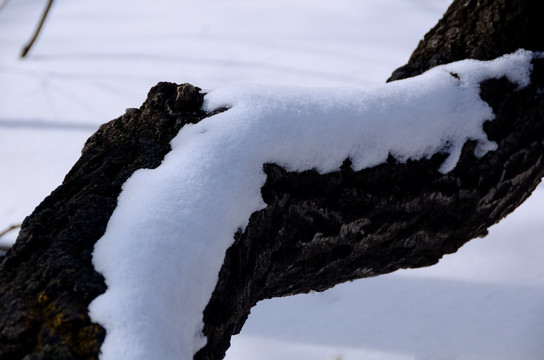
[89,50,534,360]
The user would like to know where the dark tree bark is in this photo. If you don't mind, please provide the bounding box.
[389,0,544,81]
[0,84,212,359]
[1,0,543,359]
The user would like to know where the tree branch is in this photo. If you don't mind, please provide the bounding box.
[388,0,544,81]
[20,0,55,58]
[197,0,544,358]
[0,0,542,359]
[195,61,544,360]
[0,224,21,252]
[0,0,10,13]
[0,224,21,239]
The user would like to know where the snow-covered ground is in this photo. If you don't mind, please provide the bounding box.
[1,1,542,359]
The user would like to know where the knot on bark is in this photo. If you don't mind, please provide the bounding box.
[174,83,204,112]
[143,82,204,114]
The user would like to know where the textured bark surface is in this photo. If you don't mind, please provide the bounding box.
[197,0,544,358]
[0,0,542,359]
[389,0,544,81]
[0,83,209,359]
[196,62,544,360]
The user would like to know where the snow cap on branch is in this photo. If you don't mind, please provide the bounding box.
[89,50,535,360]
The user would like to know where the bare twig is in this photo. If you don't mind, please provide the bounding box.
[20,0,55,58]
[0,223,21,238]
[0,0,10,13]
[0,223,21,252]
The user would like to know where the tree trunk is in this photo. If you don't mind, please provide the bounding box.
[1,0,543,359]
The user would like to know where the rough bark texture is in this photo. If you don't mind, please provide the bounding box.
[0,83,210,359]
[389,0,544,81]
[195,64,544,359]
[197,0,544,358]
[0,0,542,359]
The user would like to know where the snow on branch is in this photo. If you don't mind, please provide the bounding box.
[88,51,535,360]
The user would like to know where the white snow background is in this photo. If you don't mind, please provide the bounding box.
[0,1,543,360]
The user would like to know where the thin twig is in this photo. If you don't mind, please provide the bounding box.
[0,222,21,240]
[20,0,55,58]
[0,0,10,13]
[0,223,21,252]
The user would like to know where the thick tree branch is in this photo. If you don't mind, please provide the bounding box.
[388,0,544,81]
[197,0,544,358]
[0,84,210,359]
[195,60,544,359]
[0,0,542,359]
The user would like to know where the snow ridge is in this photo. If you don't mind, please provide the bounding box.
[89,50,534,360]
